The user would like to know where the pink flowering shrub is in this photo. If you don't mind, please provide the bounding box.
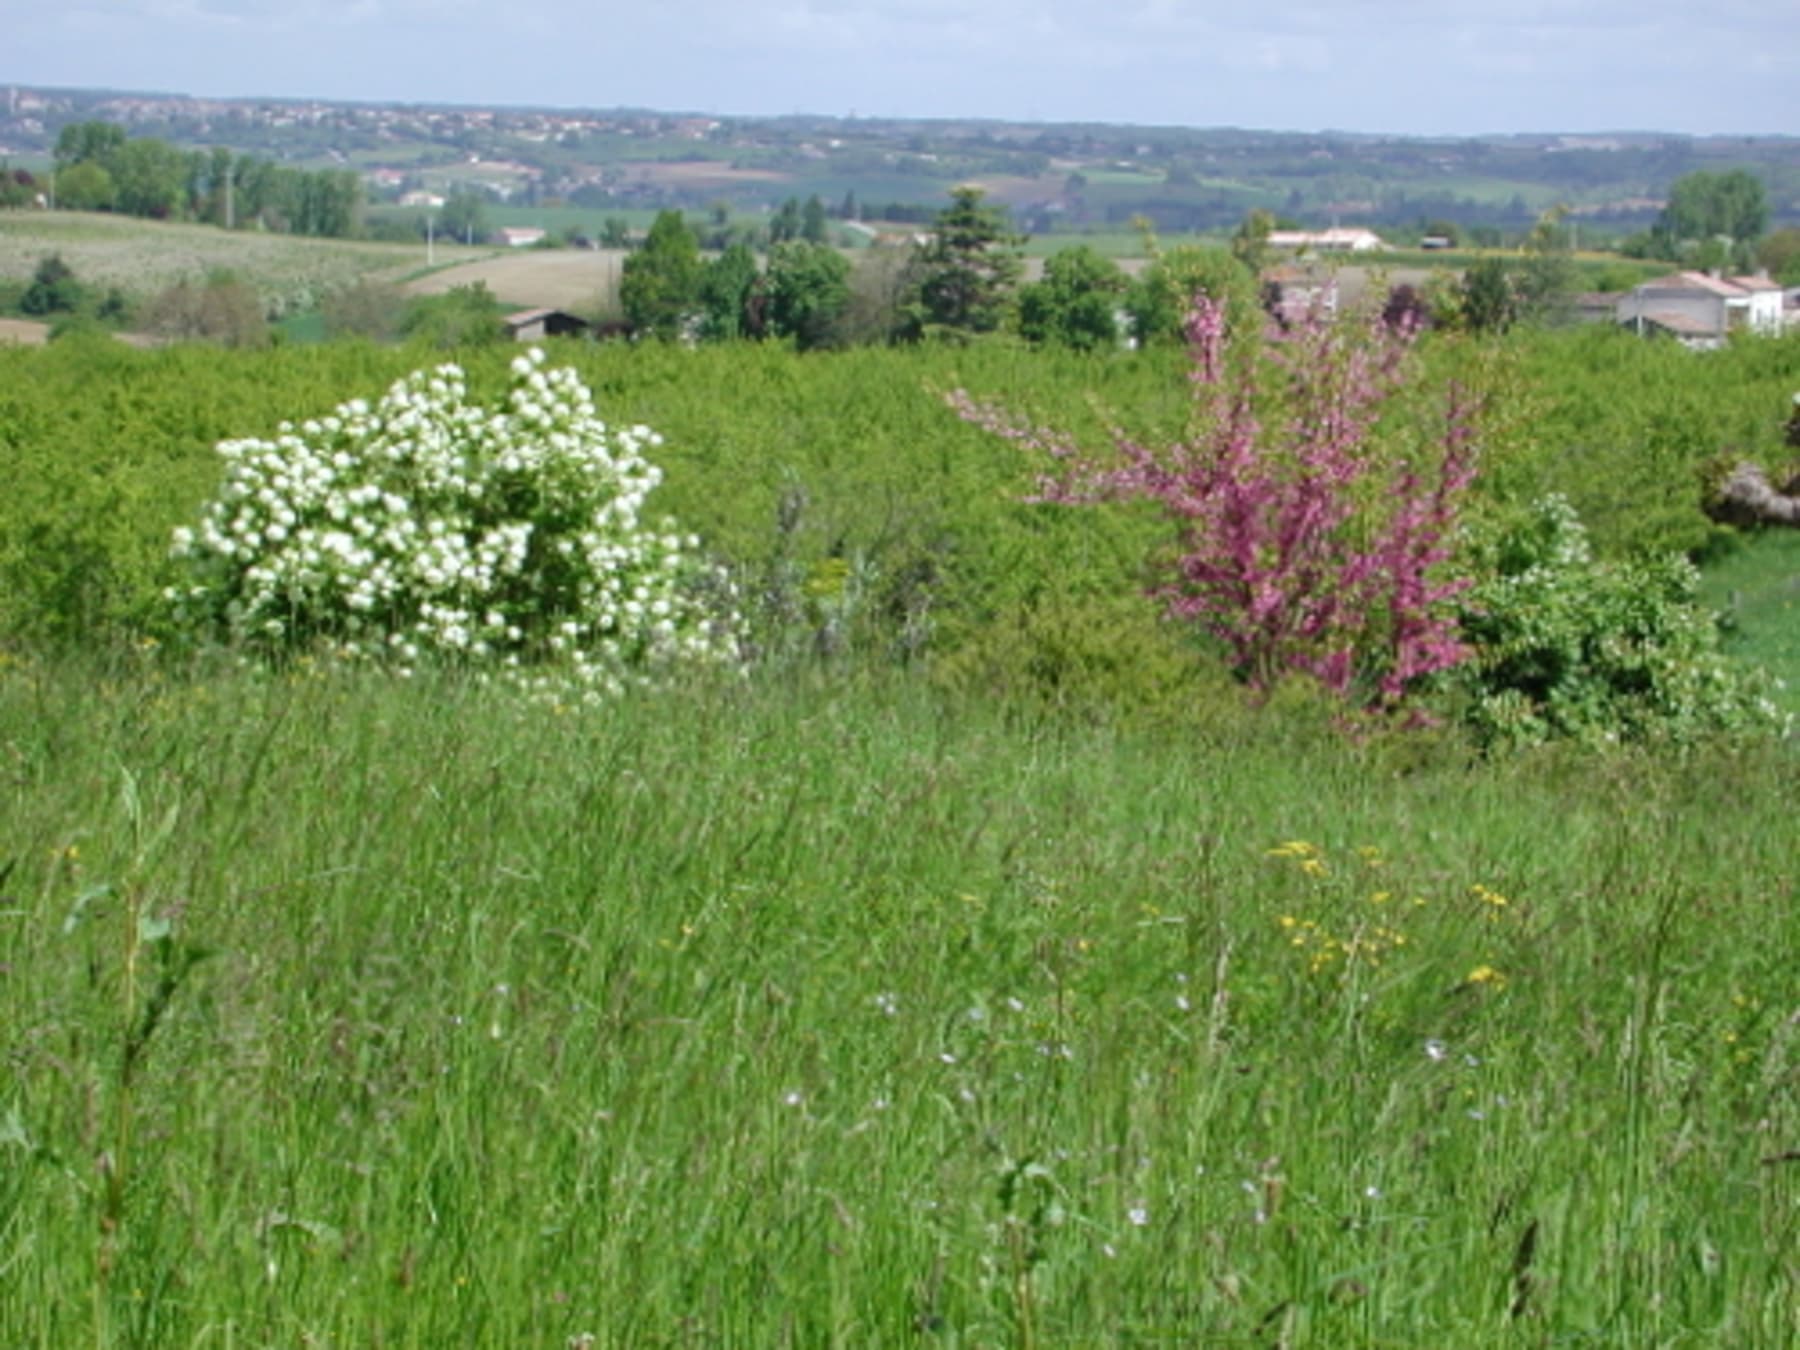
[950,298,1481,710]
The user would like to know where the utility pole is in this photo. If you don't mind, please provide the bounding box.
[426,213,435,267]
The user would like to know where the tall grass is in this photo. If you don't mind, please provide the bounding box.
[2,651,1794,1344]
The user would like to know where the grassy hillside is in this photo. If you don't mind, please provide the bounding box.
[0,211,491,310]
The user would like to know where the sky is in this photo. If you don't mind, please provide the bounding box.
[3,0,1796,138]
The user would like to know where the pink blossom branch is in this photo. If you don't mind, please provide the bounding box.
[950,295,1481,712]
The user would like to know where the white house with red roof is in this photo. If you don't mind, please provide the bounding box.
[1616,271,1784,348]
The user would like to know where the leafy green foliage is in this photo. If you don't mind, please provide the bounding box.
[1466,325,1800,560]
[320,277,405,342]
[437,185,489,244]
[110,138,189,220]
[1016,245,1126,351]
[1756,227,1800,286]
[764,240,851,351]
[620,210,703,340]
[4,328,1798,718]
[51,160,115,211]
[697,240,759,341]
[901,186,1024,341]
[1451,496,1786,747]
[1458,257,1516,334]
[19,253,84,317]
[1653,168,1769,261]
[139,272,270,348]
[1123,243,1256,347]
[399,282,505,349]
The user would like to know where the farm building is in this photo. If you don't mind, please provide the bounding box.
[496,226,548,248]
[503,308,590,341]
[1268,228,1387,254]
[1615,272,1784,349]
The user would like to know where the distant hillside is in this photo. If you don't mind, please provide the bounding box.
[5,84,1797,241]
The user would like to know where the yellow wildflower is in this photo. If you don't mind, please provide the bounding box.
[1466,964,1507,988]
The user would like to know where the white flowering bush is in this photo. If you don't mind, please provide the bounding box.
[169,347,742,699]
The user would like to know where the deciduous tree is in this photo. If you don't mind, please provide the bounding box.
[109,138,187,219]
[52,160,114,212]
[438,186,489,245]
[54,120,126,168]
[620,210,703,341]
[698,241,761,340]
[764,241,851,351]
[1016,245,1125,351]
[1653,169,1768,261]
[1124,242,1256,347]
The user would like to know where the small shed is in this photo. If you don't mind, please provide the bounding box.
[503,308,591,342]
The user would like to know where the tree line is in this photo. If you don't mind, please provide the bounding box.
[21,120,363,238]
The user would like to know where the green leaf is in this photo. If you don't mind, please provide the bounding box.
[61,882,113,935]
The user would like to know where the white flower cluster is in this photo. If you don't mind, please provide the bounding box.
[170,347,741,699]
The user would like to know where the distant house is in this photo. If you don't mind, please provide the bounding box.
[1268,228,1386,254]
[1615,272,1784,349]
[1261,264,1339,325]
[497,226,548,248]
[398,190,445,209]
[503,308,589,342]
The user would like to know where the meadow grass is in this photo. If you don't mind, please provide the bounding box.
[1702,529,1800,718]
[1,651,1794,1345]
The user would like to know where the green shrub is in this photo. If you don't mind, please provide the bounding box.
[1449,496,1788,747]
[139,273,270,348]
[400,283,505,348]
[19,253,84,317]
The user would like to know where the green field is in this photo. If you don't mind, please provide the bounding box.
[0,210,489,309]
